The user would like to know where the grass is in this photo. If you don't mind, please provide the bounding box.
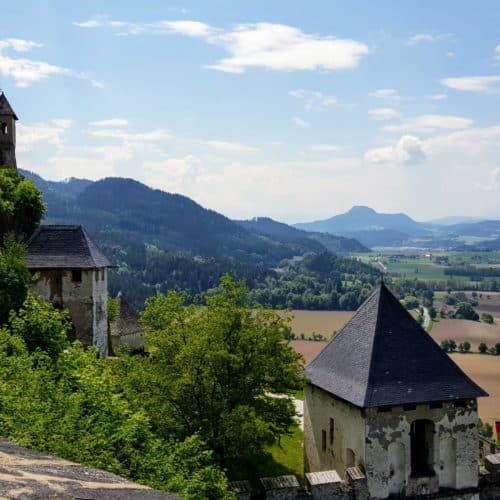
[267,425,304,480]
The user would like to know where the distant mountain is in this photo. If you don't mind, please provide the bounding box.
[235,217,369,253]
[425,216,486,226]
[295,205,426,236]
[444,220,500,238]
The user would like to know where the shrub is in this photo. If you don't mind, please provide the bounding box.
[478,342,488,354]
[481,313,494,324]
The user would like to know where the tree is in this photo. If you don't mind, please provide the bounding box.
[428,306,437,320]
[478,419,494,439]
[478,342,488,354]
[121,275,303,474]
[402,295,419,310]
[8,292,70,358]
[458,341,471,353]
[481,313,494,324]
[495,343,500,356]
[453,302,479,321]
[0,235,32,325]
[441,339,456,353]
[0,168,46,241]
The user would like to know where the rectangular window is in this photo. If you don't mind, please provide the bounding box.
[403,404,417,411]
[429,402,443,409]
[95,270,99,282]
[101,269,105,281]
[329,418,334,446]
[71,269,82,282]
[322,430,327,452]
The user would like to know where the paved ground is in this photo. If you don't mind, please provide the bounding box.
[0,438,177,499]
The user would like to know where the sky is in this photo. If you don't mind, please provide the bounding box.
[1,0,500,223]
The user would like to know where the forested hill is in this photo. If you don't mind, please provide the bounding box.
[22,169,377,308]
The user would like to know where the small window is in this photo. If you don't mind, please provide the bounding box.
[429,402,443,409]
[378,407,392,413]
[71,269,82,282]
[329,418,334,446]
[403,404,417,411]
[454,400,467,408]
[322,430,327,452]
[101,269,105,281]
[1,123,7,135]
[95,270,99,282]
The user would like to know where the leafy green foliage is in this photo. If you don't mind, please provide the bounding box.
[478,419,494,439]
[0,168,45,241]
[401,295,419,309]
[0,298,232,498]
[453,302,479,321]
[0,236,32,325]
[481,313,494,324]
[123,276,303,475]
[458,341,471,353]
[8,293,70,358]
[440,339,457,352]
[479,342,488,354]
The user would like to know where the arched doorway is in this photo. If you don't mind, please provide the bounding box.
[346,448,356,468]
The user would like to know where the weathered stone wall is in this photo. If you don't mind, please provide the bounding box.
[31,268,108,357]
[304,384,366,475]
[92,267,108,356]
[364,400,479,498]
[0,116,16,169]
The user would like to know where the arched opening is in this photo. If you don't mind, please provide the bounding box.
[346,448,356,468]
[1,123,7,135]
[411,419,435,477]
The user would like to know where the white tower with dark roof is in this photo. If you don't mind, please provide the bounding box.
[304,283,487,499]
[0,92,18,169]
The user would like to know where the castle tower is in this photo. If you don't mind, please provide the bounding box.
[304,283,488,499]
[0,92,18,169]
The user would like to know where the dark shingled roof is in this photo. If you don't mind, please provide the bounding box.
[26,225,111,269]
[0,92,18,120]
[305,283,487,407]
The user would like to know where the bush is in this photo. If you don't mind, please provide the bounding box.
[441,339,457,353]
[478,342,488,354]
[481,313,494,324]
[453,302,479,321]
[478,419,494,439]
[458,341,471,353]
[402,295,419,310]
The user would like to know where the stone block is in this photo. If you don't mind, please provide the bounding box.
[229,480,252,500]
[260,475,300,499]
[305,470,345,499]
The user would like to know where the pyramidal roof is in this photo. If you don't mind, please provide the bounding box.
[26,225,111,269]
[0,93,18,119]
[305,283,487,408]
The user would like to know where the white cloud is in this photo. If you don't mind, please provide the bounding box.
[311,144,343,152]
[0,37,101,88]
[406,32,453,45]
[495,45,500,61]
[89,119,129,127]
[290,89,337,111]
[365,135,426,165]
[205,140,259,153]
[369,88,405,100]
[291,116,310,128]
[441,76,500,93]
[384,114,473,134]
[89,128,171,142]
[143,155,203,192]
[476,167,500,192]
[368,108,401,121]
[74,17,369,73]
[429,94,447,100]
[17,121,72,153]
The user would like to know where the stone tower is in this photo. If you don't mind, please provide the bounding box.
[25,225,111,357]
[0,92,18,169]
[304,283,488,499]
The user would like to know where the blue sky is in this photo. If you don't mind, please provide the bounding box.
[1,1,500,222]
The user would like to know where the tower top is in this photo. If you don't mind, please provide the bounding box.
[0,92,18,120]
[306,282,487,407]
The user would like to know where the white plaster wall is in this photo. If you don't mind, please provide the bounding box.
[304,385,365,476]
[364,401,479,499]
[92,268,108,357]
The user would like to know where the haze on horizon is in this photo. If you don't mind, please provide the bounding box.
[2,0,500,223]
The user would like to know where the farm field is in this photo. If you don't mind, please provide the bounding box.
[431,319,500,350]
[291,341,500,425]
[277,310,353,339]
[434,291,500,319]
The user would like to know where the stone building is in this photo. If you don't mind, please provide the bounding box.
[0,92,18,169]
[26,225,111,356]
[304,283,488,499]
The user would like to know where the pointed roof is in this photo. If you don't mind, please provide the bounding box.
[26,225,111,269]
[0,93,18,120]
[305,283,487,407]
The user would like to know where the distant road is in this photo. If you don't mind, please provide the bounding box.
[422,307,431,330]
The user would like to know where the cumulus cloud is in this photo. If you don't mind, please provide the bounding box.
[89,128,171,142]
[291,116,310,128]
[0,37,101,88]
[17,120,72,153]
[365,135,426,165]
[143,155,203,192]
[290,89,337,111]
[441,76,500,93]
[384,114,473,134]
[74,17,369,73]
[368,88,408,100]
[89,119,129,127]
[205,140,259,153]
[368,108,401,121]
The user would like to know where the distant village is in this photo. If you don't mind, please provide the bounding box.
[2,91,500,499]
